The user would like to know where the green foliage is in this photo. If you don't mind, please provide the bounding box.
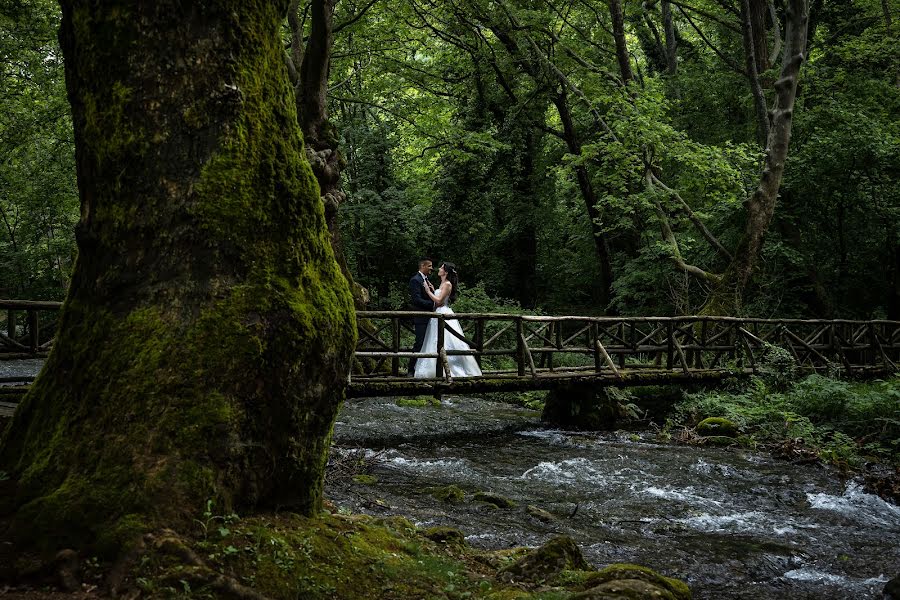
[672,374,900,466]
[0,0,78,299]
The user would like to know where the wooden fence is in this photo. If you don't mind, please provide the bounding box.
[2,302,898,397]
[350,311,900,395]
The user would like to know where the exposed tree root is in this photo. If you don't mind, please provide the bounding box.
[106,530,273,600]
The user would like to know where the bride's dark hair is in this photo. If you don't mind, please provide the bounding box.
[442,262,460,304]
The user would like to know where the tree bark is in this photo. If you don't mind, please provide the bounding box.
[553,90,614,305]
[750,0,769,73]
[705,0,809,314]
[0,0,356,553]
[662,0,678,75]
[608,0,634,84]
[740,0,771,144]
[293,0,368,308]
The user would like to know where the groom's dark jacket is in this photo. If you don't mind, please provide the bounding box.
[409,272,433,320]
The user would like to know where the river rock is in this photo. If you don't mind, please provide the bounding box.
[526,505,556,522]
[884,574,900,599]
[497,536,589,583]
[696,417,738,437]
[576,564,691,600]
[571,578,677,599]
[430,484,465,503]
[474,491,517,509]
[422,526,466,547]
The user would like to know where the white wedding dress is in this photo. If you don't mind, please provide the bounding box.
[413,300,482,378]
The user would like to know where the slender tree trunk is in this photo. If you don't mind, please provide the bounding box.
[750,0,769,73]
[294,0,368,308]
[608,0,634,84]
[662,0,678,75]
[553,90,614,305]
[740,0,771,144]
[705,0,810,314]
[0,0,356,553]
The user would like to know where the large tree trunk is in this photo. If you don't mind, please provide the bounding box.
[705,0,809,314]
[0,0,356,554]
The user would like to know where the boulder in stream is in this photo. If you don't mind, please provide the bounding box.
[696,417,738,438]
[474,491,517,509]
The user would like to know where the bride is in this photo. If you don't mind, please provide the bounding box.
[413,262,482,378]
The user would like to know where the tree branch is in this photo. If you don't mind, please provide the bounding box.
[333,0,380,34]
[650,173,733,261]
[676,4,746,74]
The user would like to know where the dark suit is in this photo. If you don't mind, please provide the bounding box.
[408,272,433,374]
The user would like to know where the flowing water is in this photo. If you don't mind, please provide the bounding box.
[328,396,898,600]
[3,361,895,597]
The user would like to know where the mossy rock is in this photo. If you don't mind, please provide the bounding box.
[422,526,466,547]
[498,536,589,583]
[429,485,465,504]
[571,578,676,599]
[352,474,378,485]
[579,564,691,600]
[526,505,556,522]
[696,417,738,438]
[396,396,439,408]
[474,491,517,509]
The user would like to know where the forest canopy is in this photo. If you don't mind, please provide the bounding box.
[1,0,898,318]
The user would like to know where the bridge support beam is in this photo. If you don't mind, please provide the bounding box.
[542,382,625,430]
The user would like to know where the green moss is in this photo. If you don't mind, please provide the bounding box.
[429,484,466,503]
[422,526,466,547]
[498,536,589,584]
[352,474,378,485]
[0,1,357,556]
[580,564,691,600]
[474,491,517,509]
[696,417,739,437]
[125,513,624,599]
[396,396,440,408]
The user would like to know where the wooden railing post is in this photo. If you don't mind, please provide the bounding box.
[391,318,400,376]
[547,322,555,372]
[27,309,39,354]
[436,316,445,380]
[515,318,525,377]
[618,322,626,369]
[474,318,484,370]
[666,320,674,370]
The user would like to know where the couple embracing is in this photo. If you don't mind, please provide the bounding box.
[407,258,482,378]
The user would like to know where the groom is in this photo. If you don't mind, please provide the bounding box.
[408,257,434,375]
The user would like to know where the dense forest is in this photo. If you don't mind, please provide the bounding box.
[2,0,898,318]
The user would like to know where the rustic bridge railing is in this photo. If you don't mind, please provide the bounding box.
[351,311,900,397]
[2,301,898,398]
[0,300,61,360]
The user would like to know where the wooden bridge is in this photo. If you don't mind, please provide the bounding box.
[1,301,898,404]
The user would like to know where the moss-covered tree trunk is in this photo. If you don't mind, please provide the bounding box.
[0,0,355,554]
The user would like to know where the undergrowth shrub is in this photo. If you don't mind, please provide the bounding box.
[671,373,900,466]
